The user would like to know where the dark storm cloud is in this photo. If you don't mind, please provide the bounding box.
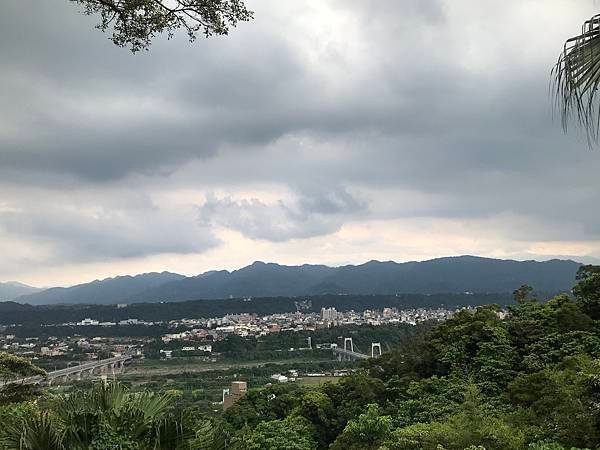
[0,0,467,182]
[0,204,218,263]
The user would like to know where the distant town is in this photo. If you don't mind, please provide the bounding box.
[0,306,465,363]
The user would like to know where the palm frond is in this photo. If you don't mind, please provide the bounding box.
[129,391,174,423]
[3,411,65,450]
[187,419,229,450]
[553,14,600,145]
[2,382,198,449]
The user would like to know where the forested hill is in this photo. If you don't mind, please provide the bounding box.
[128,257,580,303]
[13,256,580,305]
[217,265,600,449]
[13,272,185,306]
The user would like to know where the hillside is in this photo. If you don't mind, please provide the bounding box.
[13,256,581,305]
[15,272,185,305]
[128,262,338,303]
[0,282,41,301]
[127,256,579,303]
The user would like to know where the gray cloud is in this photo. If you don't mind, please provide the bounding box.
[198,185,366,241]
[0,202,218,263]
[0,0,484,182]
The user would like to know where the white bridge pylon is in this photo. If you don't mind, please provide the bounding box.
[344,337,354,353]
[371,342,382,358]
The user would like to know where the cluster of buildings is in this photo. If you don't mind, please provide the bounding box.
[158,306,459,342]
[1,306,468,363]
[75,318,156,327]
[152,306,462,359]
[19,306,460,337]
[221,368,355,411]
[0,333,145,365]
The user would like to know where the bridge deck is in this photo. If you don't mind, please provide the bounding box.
[0,355,132,387]
[332,347,371,360]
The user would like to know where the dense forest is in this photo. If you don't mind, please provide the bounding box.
[0,266,599,449]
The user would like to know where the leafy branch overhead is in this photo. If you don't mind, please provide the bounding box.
[553,14,600,145]
[70,0,254,52]
[0,352,46,383]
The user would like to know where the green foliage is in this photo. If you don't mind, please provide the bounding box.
[3,382,207,450]
[364,330,438,383]
[221,266,600,449]
[213,323,417,359]
[224,383,304,429]
[528,442,588,450]
[0,383,44,405]
[507,356,600,448]
[71,0,254,52]
[426,306,519,394]
[386,386,526,450]
[188,418,230,450]
[0,402,40,448]
[292,391,335,447]
[573,265,600,319]
[322,372,386,432]
[0,353,46,407]
[553,14,600,144]
[385,375,468,427]
[232,416,317,450]
[513,284,537,304]
[4,411,64,450]
[330,403,391,450]
[0,352,46,382]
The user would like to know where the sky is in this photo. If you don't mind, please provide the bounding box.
[1,0,600,287]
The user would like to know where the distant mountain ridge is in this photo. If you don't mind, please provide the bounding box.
[15,272,185,306]
[0,281,41,301]
[11,256,582,305]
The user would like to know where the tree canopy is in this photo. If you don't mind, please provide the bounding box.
[0,353,46,405]
[0,353,46,383]
[70,0,253,52]
[219,265,600,449]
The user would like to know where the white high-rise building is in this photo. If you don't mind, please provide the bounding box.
[321,307,338,321]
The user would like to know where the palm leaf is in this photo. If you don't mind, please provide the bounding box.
[2,382,199,449]
[553,14,600,145]
[187,419,229,450]
[3,411,65,450]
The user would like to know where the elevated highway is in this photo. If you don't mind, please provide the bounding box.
[0,354,133,387]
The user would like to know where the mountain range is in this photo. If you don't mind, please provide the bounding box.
[5,256,583,306]
[13,272,184,306]
[0,281,41,301]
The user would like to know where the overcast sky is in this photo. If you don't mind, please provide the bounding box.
[1,0,600,287]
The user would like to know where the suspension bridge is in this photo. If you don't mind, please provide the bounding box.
[332,338,383,360]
